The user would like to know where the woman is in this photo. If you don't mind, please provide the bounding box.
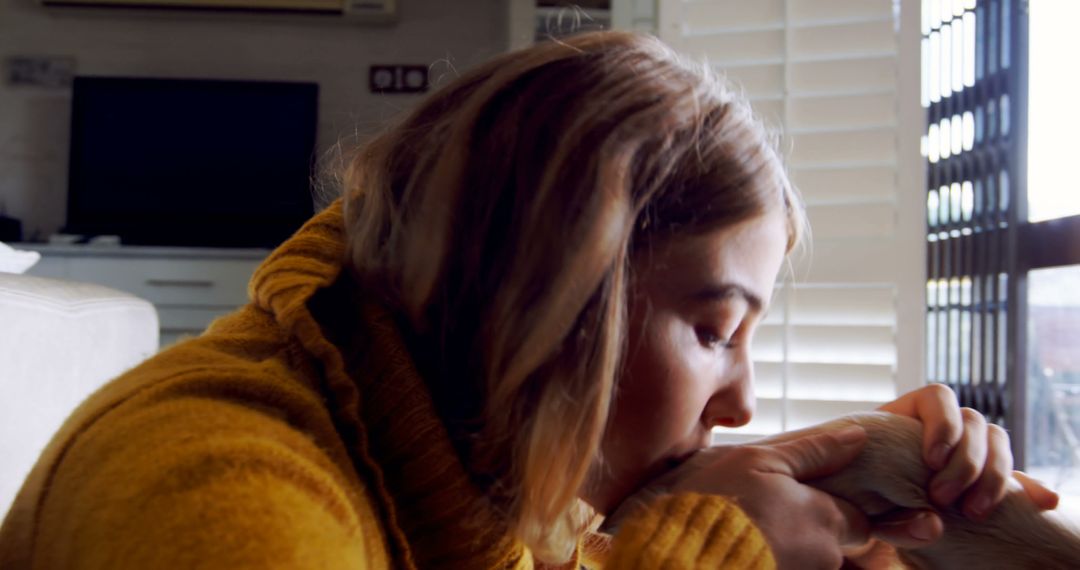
[0,31,1056,569]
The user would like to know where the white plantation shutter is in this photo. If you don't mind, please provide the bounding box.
[657,0,926,443]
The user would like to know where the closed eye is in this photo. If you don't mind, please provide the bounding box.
[695,327,733,350]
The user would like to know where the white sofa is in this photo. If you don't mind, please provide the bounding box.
[0,273,158,518]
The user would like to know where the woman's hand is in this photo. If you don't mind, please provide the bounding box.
[842,385,1059,567]
[877,384,1058,521]
[606,427,872,570]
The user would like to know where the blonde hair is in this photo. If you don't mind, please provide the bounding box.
[341,31,803,562]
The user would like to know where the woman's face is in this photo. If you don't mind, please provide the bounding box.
[585,208,789,515]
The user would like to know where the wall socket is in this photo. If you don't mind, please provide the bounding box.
[369,64,428,94]
[6,56,76,88]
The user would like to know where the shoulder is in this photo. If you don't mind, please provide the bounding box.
[29,330,391,569]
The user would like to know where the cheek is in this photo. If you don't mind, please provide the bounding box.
[611,316,713,449]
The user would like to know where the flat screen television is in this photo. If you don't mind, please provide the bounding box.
[66,76,318,248]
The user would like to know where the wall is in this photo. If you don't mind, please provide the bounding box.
[0,0,509,240]
[896,0,929,394]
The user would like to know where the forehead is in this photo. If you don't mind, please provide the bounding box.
[632,211,789,304]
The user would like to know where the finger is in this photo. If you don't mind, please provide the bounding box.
[960,423,1013,520]
[930,408,987,506]
[830,495,872,548]
[1013,470,1060,510]
[842,540,900,570]
[870,509,944,548]
[765,425,867,481]
[879,384,963,470]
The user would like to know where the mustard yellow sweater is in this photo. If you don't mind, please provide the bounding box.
[0,201,775,569]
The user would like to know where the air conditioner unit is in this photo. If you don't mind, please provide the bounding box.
[41,0,397,22]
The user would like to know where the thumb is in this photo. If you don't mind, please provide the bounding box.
[1013,470,1060,510]
[765,425,867,481]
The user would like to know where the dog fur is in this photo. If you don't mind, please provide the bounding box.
[759,412,1080,569]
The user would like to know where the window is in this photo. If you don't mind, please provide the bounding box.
[1028,266,1080,495]
[1021,0,1080,495]
[1026,1,1080,223]
[658,0,925,443]
[922,0,1080,497]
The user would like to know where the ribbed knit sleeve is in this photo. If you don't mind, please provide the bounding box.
[606,493,776,569]
[16,375,393,570]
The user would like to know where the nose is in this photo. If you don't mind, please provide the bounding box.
[703,346,756,429]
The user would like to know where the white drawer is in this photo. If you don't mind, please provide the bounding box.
[160,331,197,349]
[157,306,238,333]
[67,257,259,307]
[25,257,69,280]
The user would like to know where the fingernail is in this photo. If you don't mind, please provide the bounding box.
[968,495,992,519]
[835,426,866,445]
[909,513,936,541]
[929,443,951,469]
[932,480,961,505]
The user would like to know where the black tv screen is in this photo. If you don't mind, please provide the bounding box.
[67,77,318,248]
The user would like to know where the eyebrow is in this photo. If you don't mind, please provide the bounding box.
[687,283,766,313]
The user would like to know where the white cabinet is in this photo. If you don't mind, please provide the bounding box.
[21,245,267,348]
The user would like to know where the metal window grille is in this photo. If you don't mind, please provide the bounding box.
[923,0,1029,461]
